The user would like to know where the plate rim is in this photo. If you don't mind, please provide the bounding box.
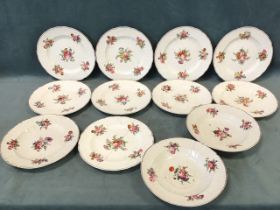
[28,80,91,116]
[152,79,212,115]
[95,26,153,81]
[78,116,154,171]
[0,114,80,169]
[140,137,228,207]
[213,26,273,82]
[91,80,152,115]
[154,26,213,81]
[36,25,96,81]
[211,81,279,118]
[186,104,262,152]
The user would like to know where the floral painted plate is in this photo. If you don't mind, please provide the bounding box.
[96,26,153,80]
[213,26,273,81]
[78,116,154,171]
[1,115,79,169]
[155,26,213,81]
[29,81,91,115]
[141,138,226,207]
[37,26,95,80]
[152,80,212,115]
[212,81,278,118]
[186,104,261,152]
[91,80,151,115]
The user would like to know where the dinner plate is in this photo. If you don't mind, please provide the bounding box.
[37,26,95,80]
[29,81,91,115]
[152,80,212,115]
[141,138,226,207]
[186,104,261,152]
[213,26,273,81]
[91,80,151,115]
[79,116,154,171]
[96,26,153,80]
[212,81,278,118]
[1,115,79,169]
[155,26,213,81]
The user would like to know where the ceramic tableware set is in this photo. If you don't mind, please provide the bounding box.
[1,25,278,207]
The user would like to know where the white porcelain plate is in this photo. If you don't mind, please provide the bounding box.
[29,81,91,115]
[79,116,154,171]
[92,80,151,115]
[96,26,153,80]
[186,104,261,152]
[212,81,278,118]
[155,26,213,81]
[152,80,212,115]
[213,26,273,81]
[1,115,79,169]
[37,26,95,80]
[141,138,226,207]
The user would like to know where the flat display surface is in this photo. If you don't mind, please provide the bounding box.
[0,0,280,209]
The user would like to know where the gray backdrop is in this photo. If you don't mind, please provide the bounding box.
[0,0,279,209]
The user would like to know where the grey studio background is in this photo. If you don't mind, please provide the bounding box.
[0,0,279,210]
